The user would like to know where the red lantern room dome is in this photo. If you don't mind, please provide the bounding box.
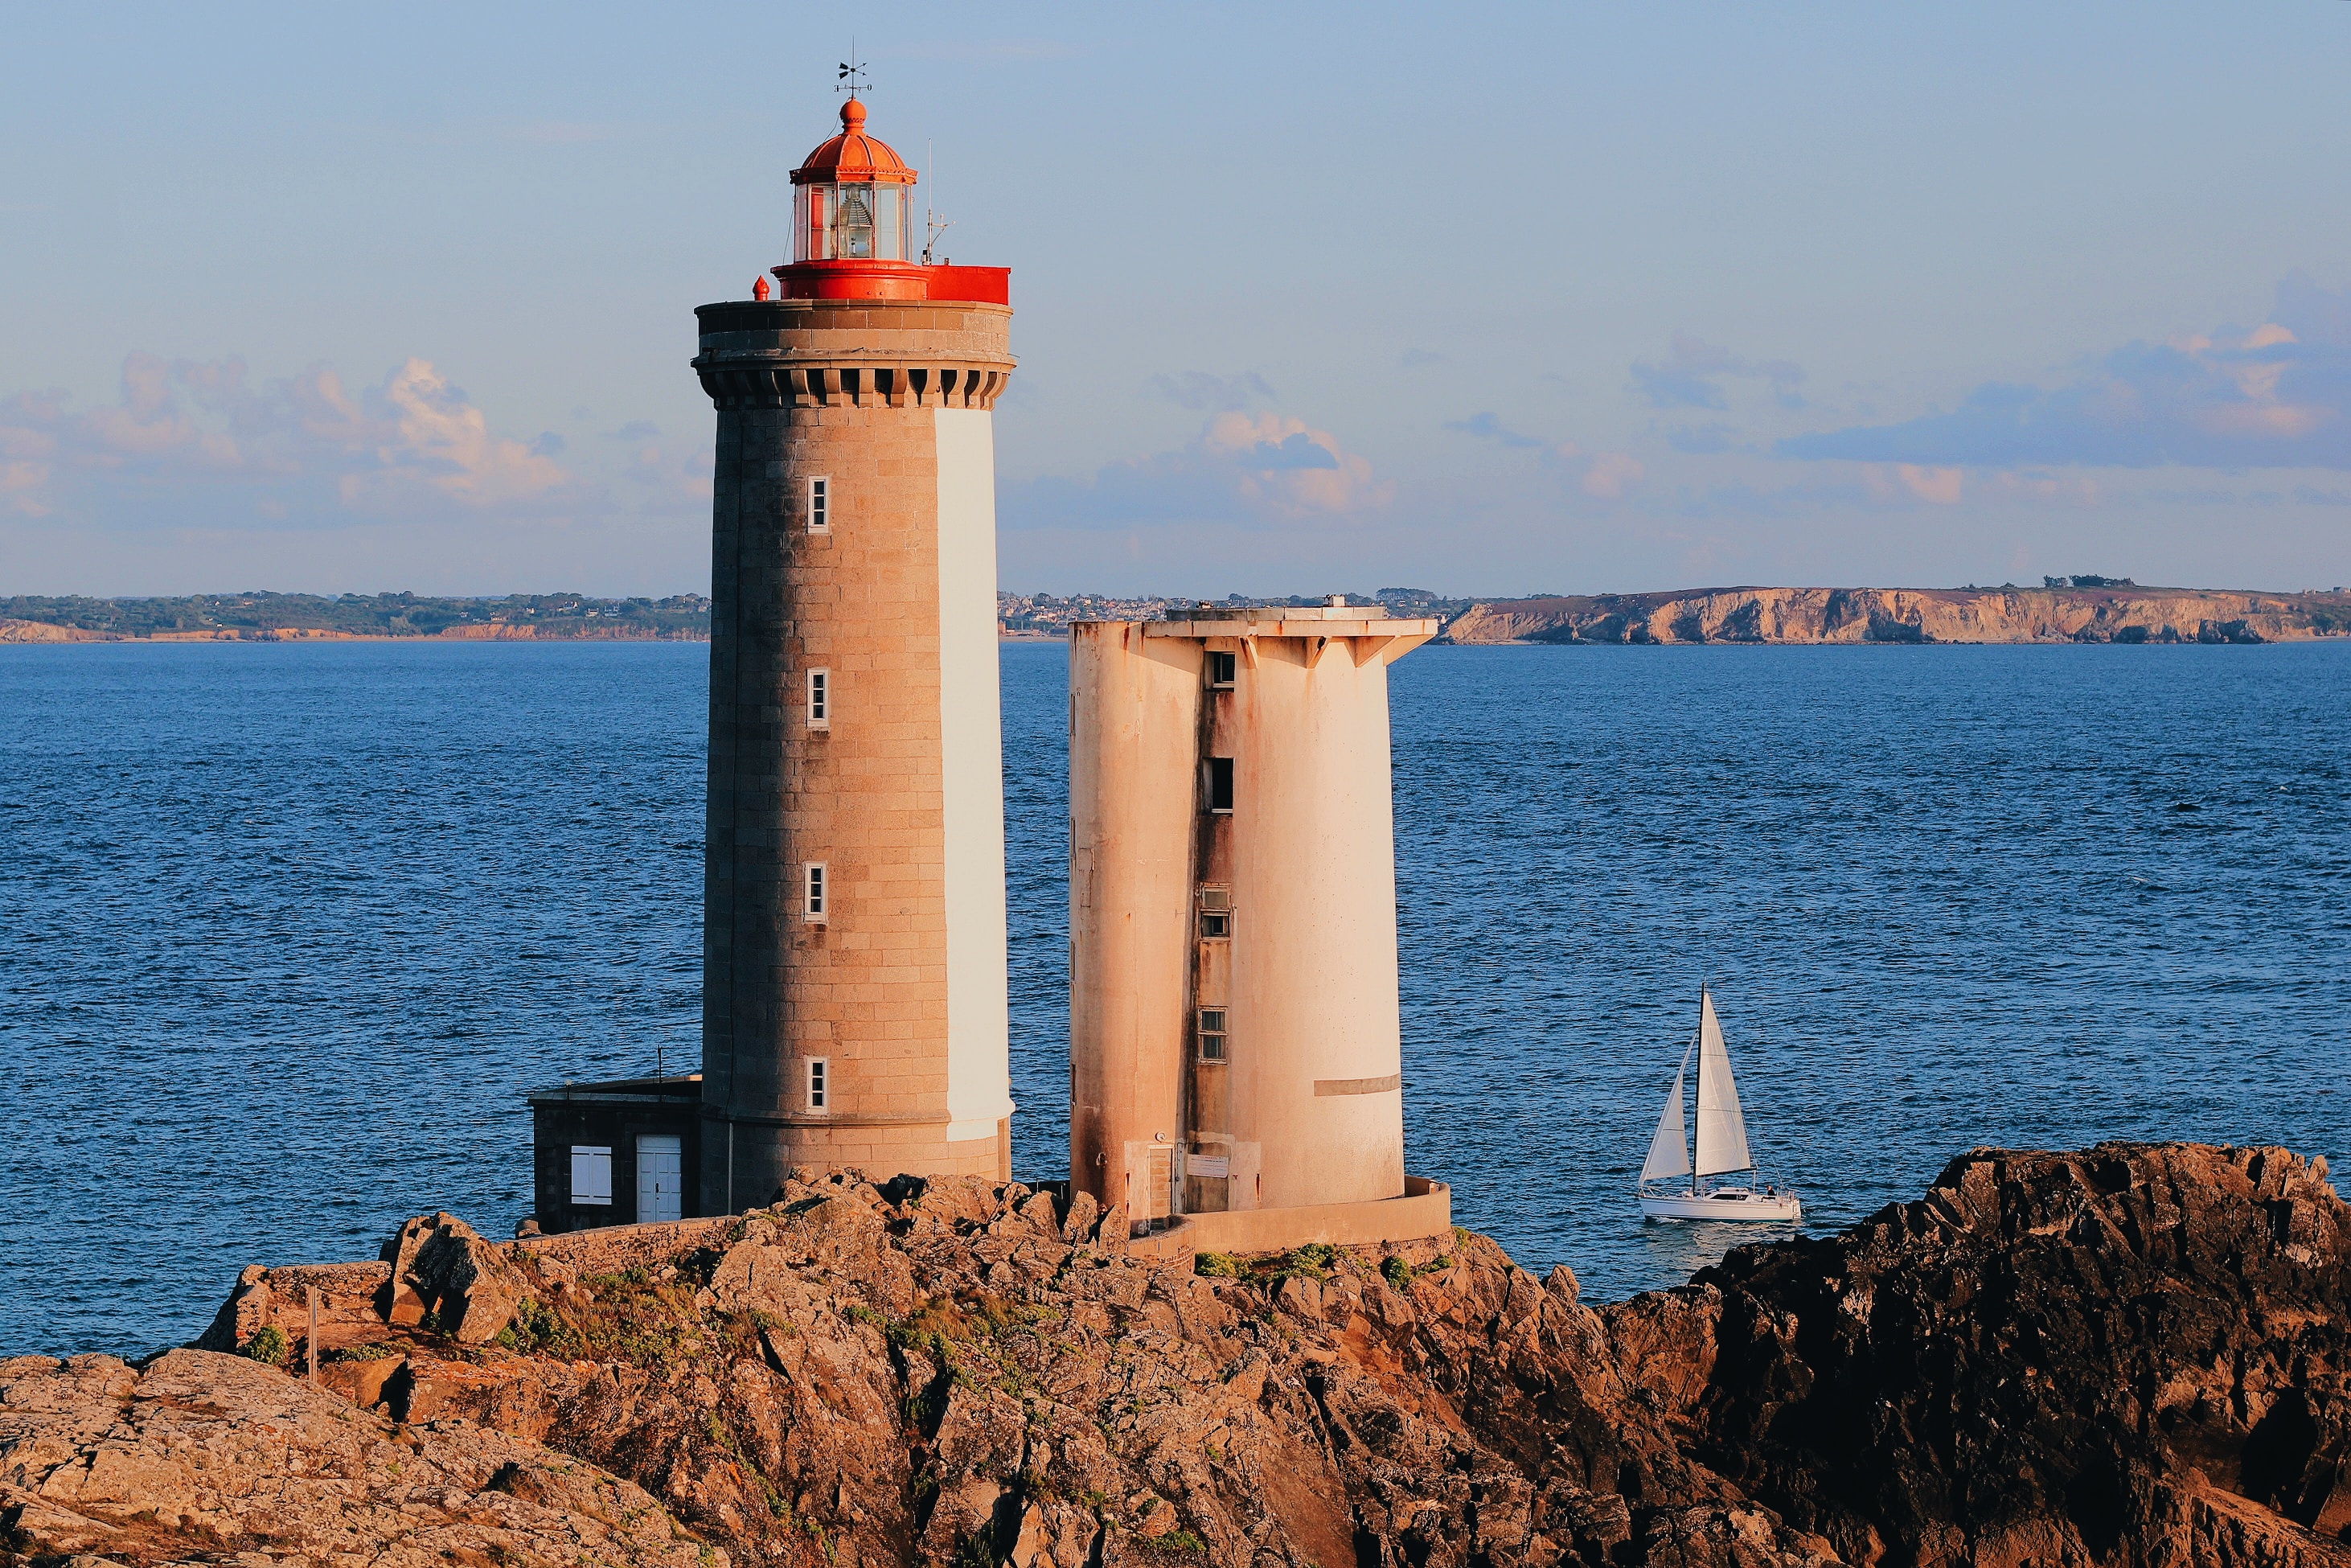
[765,97,1008,306]
[791,99,917,188]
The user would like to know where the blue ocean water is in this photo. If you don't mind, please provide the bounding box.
[2,639,2344,1357]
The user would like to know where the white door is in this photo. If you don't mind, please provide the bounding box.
[636,1135,683,1223]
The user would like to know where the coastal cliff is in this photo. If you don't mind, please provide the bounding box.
[1444,585,2351,645]
[5,1143,2346,1567]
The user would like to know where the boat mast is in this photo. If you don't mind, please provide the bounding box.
[1690,986,1704,1197]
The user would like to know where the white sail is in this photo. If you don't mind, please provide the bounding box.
[1639,1048,1691,1182]
[1692,989,1753,1177]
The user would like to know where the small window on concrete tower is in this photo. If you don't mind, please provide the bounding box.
[806,667,830,728]
[807,476,831,533]
[1196,1010,1228,1062]
[806,1057,829,1110]
[804,862,827,922]
[1205,757,1233,814]
[1207,651,1236,689]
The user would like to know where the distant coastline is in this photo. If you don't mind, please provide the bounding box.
[1000,583,2351,645]
[0,591,711,644]
[10,582,2349,646]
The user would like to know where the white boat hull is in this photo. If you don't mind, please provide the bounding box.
[1640,1188,1802,1223]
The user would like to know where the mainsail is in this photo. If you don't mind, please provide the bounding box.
[1692,988,1753,1176]
[1640,1046,1692,1182]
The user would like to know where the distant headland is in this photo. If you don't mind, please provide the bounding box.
[1440,581,2351,646]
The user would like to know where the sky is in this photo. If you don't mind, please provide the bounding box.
[2,3,2347,599]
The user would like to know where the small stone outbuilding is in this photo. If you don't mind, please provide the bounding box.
[526,1075,702,1234]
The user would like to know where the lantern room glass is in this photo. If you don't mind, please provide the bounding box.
[794,182,913,262]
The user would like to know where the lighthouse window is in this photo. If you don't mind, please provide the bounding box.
[1207,651,1236,690]
[873,186,902,260]
[804,185,828,261]
[837,184,876,259]
[1199,909,1232,940]
[804,862,827,922]
[1205,757,1234,815]
[806,1057,829,1111]
[806,668,830,729]
[1196,1010,1228,1062]
[807,476,830,534]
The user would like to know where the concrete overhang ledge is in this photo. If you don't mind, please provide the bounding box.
[1133,616,1441,639]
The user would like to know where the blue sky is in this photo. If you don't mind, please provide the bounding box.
[2,3,2347,597]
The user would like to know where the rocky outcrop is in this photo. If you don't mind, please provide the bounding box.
[381,1213,533,1344]
[1443,586,2351,645]
[0,1348,720,1566]
[13,1144,2347,1568]
[1608,1143,2351,1568]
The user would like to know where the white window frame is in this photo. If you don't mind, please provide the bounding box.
[1196,1008,1228,1063]
[806,667,830,729]
[806,1057,830,1111]
[806,475,831,534]
[1206,650,1237,690]
[569,1145,613,1205]
[803,861,827,923]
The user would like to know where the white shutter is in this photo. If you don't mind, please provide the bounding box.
[570,1146,612,1205]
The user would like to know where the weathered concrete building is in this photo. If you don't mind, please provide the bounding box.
[1067,602,1453,1253]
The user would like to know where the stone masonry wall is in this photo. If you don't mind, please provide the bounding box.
[697,300,1015,1213]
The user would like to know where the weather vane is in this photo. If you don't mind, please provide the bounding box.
[835,45,869,98]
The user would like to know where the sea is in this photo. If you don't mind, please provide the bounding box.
[2,638,2345,1358]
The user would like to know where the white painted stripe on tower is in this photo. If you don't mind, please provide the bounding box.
[934,407,1015,1141]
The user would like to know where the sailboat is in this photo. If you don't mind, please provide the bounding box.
[1638,987,1801,1222]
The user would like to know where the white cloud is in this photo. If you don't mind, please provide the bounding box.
[1779,272,2351,471]
[1580,452,1646,499]
[1446,413,1648,500]
[1005,410,1389,529]
[1896,464,1963,504]
[359,358,569,509]
[0,352,578,527]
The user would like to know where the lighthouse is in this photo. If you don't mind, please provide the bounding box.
[689,96,1017,1212]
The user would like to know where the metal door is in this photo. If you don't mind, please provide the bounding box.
[636,1135,683,1223]
[1147,1145,1174,1221]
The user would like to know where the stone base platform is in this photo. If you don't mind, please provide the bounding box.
[1128,1176,1452,1262]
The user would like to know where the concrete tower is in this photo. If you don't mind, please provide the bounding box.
[691,97,1016,1214]
[1067,602,1453,1252]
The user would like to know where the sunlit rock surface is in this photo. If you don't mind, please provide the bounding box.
[8,1143,2346,1566]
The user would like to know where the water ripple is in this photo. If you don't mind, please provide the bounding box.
[2,638,2345,1357]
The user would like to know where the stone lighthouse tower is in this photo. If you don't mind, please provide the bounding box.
[690,96,1016,1213]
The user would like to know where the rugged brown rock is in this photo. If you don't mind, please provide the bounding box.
[380,1213,532,1344]
[1608,1143,2351,1568]
[1443,585,2351,645]
[10,1143,2347,1568]
[0,1348,718,1566]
